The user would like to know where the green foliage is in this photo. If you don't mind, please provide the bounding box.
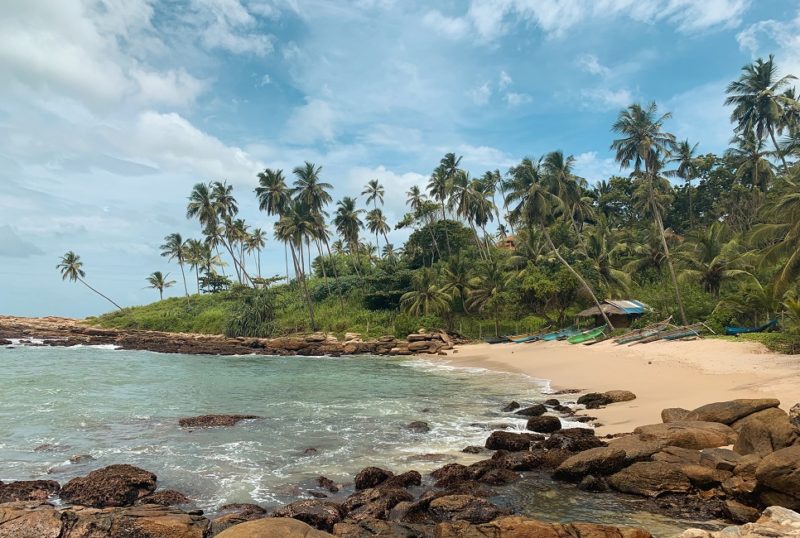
[224,288,277,337]
[404,220,475,268]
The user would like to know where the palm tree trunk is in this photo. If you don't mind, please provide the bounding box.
[284,244,290,282]
[257,249,262,279]
[78,278,123,311]
[441,201,452,256]
[769,127,789,174]
[320,240,345,311]
[652,200,689,325]
[687,180,694,228]
[291,242,316,331]
[178,261,189,298]
[542,228,614,330]
[427,222,442,263]
[194,267,200,294]
[159,288,163,300]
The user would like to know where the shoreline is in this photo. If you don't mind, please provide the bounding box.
[440,338,800,435]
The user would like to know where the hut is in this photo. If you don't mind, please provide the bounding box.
[577,299,650,328]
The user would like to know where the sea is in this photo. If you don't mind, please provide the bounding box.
[0,344,719,536]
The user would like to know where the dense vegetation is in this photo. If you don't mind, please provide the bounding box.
[84,56,800,344]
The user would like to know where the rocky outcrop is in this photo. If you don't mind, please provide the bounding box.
[427,495,508,524]
[60,464,157,508]
[434,515,653,538]
[271,500,343,532]
[0,481,60,503]
[631,421,737,450]
[686,399,780,425]
[216,517,333,537]
[733,407,799,457]
[679,506,800,537]
[755,445,800,510]
[543,428,605,452]
[0,501,209,538]
[179,414,260,428]
[484,431,543,451]
[553,447,628,481]
[340,488,414,521]
[606,461,693,497]
[211,503,268,534]
[526,415,561,433]
[354,467,393,490]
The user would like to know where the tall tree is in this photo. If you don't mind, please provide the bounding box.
[274,201,317,330]
[366,208,390,252]
[725,55,797,173]
[57,251,122,311]
[362,179,385,209]
[334,196,365,272]
[400,267,451,316]
[247,228,267,278]
[256,168,291,281]
[145,271,175,300]
[667,139,699,227]
[160,233,189,298]
[725,131,775,192]
[611,102,687,325]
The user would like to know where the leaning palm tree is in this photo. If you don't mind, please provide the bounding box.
[505,157,614,329]
[274,202,317,330]
[365,208,390,252]
[160,233,189,297]
[247,228,267,278]
[57,251,122,311]
[725,55,796,172]
[667,139,700,227]
[611,102,687,325]
[362,179,385,209]
[145,271,175,300]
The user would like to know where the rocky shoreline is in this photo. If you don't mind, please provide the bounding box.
[0,316,457,356]
[2,395,800,537]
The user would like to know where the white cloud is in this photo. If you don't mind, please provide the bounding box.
[422,10,470,39]
[469,81,492,105]
[130,67,206,107]
[581,87,634,110]
[505,92,532,106]
[667,81,731,152]
[456,144,517,169]
[577,53,610,76]
[498,70,512,89]
[260,74,272,86]
[573,151,623,184]
[190,0,274,56]
[736,9,800,78]
[284,98,338,144]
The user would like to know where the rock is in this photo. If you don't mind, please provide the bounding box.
[0,501,210,538]
[501,401,520,412]
[526,416,561,434]
[680,464,731,489]
[755,445,800,510]
[514,404,546,417]
[733,407,799,457]
[60,464,157,507]
[142,489,190,506]
[427,495,508,524]
[607,435,665,464]
[724,499,760,523]
[652,446,703,465]
[543,429,605,452]
[406,421,430,433]
[317,476,339,493]
[216,517,333,537]
[69,454,95,464]
[272,500,343,532]
[461,446,486,454]
[791,403,800,427]
[354,467,393,490]
[484,431,543,451]
[662,408,691,423]
[686,399,781,425]
[632,421,737,450]
[431,464,471,489]
[578,475,609,492]
[378,471,421,490]
[577,393,613,408]
[33,444,69,453]
[734,454,763,478]
[0,480,60,503]
[603,390,637,403]
[340,487,413,521]
[475,467,519,486]
[332,518,427,537]
[544,398,560,406]
[178,414,260,428]
[700,448,743,471]
[607,461,692,497]
[679,506,800,538]
[434,515,653,538]
[553,447,628,481]
[211,503,267,534]
[492,451,545,471]
[304,447,319,455]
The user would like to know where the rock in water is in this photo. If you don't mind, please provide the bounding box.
[434,515,653,538]
[485,431,543,451]
[606,462,693,497]
[178,414,260,428]
[553,447,628,482]
[514,404,546,417]
[271,500,343,532]
[501,401,520,412]
[142,489,190,506]
[215,517,333,537]
[0,480,60,503]
[406,421,430,433]
[526,415,561,433]
[427,495,508,524]
[354,467,393,490]
[60,464,157,507]
[577,393,613,408]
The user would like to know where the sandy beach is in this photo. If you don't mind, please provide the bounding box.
[444,338,800,435]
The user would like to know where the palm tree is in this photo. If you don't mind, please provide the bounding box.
[750,183,800,293]
[366,208,390,252]
[676,222,750,297]
[725,131,775,192]
[256,168,291,281]
[505,156,615,329]
[145,271,175,300]
[611,102,687,325]
[428,153,462,255]
[400,267,451,316]
[160,233,189,297]
[580,221,631,296]
[362,179,385,209]
[407,185,442,259]
[441,252,473,311]
[334,196,365,268]
[274,201,317,330]
[668,140,699,227]
[210,181,251,284]
[466,258,507,337]
[247,228,267,278]
[291,162,333,270]
[57,251,122,311]
[725,55,797,172]
[184,238,206,293]
[186,182,217,232]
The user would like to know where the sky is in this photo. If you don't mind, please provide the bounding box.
[1,0,799,317]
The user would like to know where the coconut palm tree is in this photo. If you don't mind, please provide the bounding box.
[667,139,699,227]
[256,168,291,280]
[750,182,800,293]
[186,182,217,232]
[428,153,462,255]
[210,181,251,284]
[400,267,451,316]
[611,102,687,325]
[247,228,267,278]
[725,131,776,192]
[440,252,473,311]
[274,201,317,330]
[580,221,631,296]
[57,251,122,311]
[466,258,507,337]
[676,222,750,297]
[184,238,206,293]
[406,185,442,259]
[362,179,385,209]
[145,271,175,300]
[366,208,390,252]
[725,55,797,173]
[160,233,189,297]
[334,196,365,266]
[291,162,333,270]
[505,156,615,329]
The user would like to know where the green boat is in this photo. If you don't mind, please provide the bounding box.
[567,325,606,344]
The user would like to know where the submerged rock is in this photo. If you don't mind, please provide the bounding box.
[60,464,157,508]
[406,421,430,433]
[0,480,60,503]
[501,401,520,412]
[178,414,260,428]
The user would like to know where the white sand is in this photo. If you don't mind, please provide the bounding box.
[442,338,800,435]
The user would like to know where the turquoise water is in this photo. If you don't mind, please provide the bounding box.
[0,345,546,508]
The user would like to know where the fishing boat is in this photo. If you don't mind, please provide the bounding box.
[614,317,672,345]
[556,327,582,341]
[724,319,777,336]
[633,323,704,344]
[484,336,510,344]
[510,334,540,343]
[567,325,606,344]
[541,326,577,341]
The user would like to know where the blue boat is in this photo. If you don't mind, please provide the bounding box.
[724,319,777,336]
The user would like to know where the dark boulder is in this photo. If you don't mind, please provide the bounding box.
[271,499,343,532]
[406,421,430,433]
[733,407,799,457]
[606,462,692,497]
[526,415,561,434]
[492,450,545,471]
[755,445,800,510]
[317,476,339,493]
[354,467,393,490]
[379,471,421,490]
[514,404,546,417]
[577,475,609,492]
[553,447,628,482]
[543,428,605,452]
[577,393,613,409]
[686,399,780,425]
[485,431,543,451]
[141,489,190,506]
[544,399,560,406]
[178,414,260,428]
[0,480,60,503]
[427,494,509,524]
[501,401,520,412]
[341,487,413,521]
[60,464,157,507]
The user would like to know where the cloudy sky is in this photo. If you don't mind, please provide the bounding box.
[1,0,798,317]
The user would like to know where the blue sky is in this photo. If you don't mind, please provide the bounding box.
[1,0,798,317]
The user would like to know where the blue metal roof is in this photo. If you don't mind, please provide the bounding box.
[606,299,649,314]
